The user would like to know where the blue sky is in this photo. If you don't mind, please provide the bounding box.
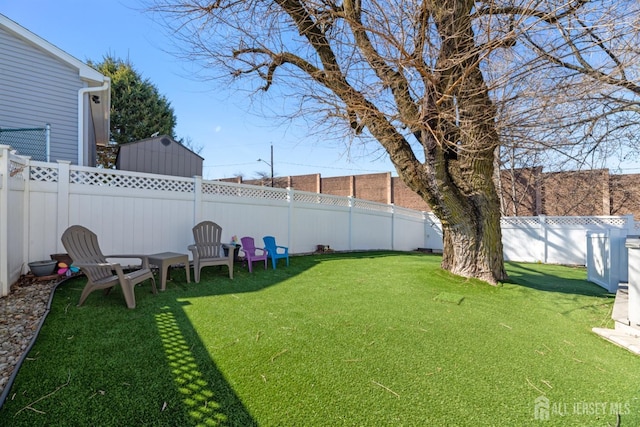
[1,1,397,179]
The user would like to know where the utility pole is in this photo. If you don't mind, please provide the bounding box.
[270,144,274,187]
[257,143,274,187]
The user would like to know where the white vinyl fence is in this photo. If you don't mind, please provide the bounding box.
[425,214,637,292]
[501,215,637,264]
[0,147,435,296]
[586,229,630,292]
[0,145,636,296]
[499,216,638,293]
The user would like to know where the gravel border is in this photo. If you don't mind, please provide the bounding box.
[0,275,71,409]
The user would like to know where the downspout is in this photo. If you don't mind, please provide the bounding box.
[77,81,109,165]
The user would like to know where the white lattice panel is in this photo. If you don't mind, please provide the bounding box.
[235,186,287,200]
[318,194,350,207]
[202,182,288,200]
[268,190,289,201]
[293,191,350,207]
[293,192,322,204]
[202,182,236,196]
[30,165,59,182]
[545,216,628,227]
[501,217,541,227]
[353,199,392,213]
[68,170,193,192]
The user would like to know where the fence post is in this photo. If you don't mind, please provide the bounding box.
[0,145,10,296]
[390,204,395,251]
[348,196,354,251]
[539,215,548,263]
[194,176,202,225]
[22,156,31,274]
[626,215,635,235]
[287,187,294,250]
[56,161,71,251]
[423,211,428,250]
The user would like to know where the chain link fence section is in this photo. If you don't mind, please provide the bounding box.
[0,124,50,161]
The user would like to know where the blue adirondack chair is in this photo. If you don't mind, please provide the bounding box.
[263,236,289,269]
[240,236,268,273]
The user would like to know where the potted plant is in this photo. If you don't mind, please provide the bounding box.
[28,260,57,277]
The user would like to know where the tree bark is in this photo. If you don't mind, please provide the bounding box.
[439,190,507,284]
[408,0,508,284]
[340,0,509,284]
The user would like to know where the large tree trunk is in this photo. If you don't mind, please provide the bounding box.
[302,0,508,284]
[394,0,508,284]
[422,0,507,283]
[393,128,508,285]
[438,182,507,284]
[337,0,509,284]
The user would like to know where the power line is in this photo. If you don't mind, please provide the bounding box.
[202,162,256,169]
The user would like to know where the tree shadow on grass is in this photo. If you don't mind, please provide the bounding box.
[0,268,287,426]
[505,261,615,298]
[1,253,335,425]
[153,302,258,426]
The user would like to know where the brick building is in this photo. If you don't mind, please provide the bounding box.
[217,169,640,218]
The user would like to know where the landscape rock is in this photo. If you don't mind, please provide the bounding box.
[0,275,59,401]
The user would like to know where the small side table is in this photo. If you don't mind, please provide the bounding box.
[148,252,191,291]
[223,244,242,262]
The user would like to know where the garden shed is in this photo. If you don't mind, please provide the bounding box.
[116,135,203,178]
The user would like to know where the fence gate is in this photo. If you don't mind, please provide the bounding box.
[0,124,50,161]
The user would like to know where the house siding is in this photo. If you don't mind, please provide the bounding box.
[0,26,80,163]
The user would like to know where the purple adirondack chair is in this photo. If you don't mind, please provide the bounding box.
[240,236,268,273]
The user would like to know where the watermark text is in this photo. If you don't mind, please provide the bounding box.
[534,396,631,421]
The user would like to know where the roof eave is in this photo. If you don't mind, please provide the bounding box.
[0,14,106,85]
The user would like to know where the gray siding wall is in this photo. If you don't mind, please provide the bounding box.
[0,27,80,163]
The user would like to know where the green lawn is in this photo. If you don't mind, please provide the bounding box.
[0,252,638,426]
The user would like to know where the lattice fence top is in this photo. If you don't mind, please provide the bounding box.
[69,170,194,192]
[23,161,635,229]
[30,165,58,183]
[24,162,424,212]
[293,191,350,207]
[501,217,541,227]
[544,216,629,227]
[501,216,631,228]
[352,198,392,213]
[202,181,288,201]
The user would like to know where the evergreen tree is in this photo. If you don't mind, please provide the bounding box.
[89,56,177,166]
